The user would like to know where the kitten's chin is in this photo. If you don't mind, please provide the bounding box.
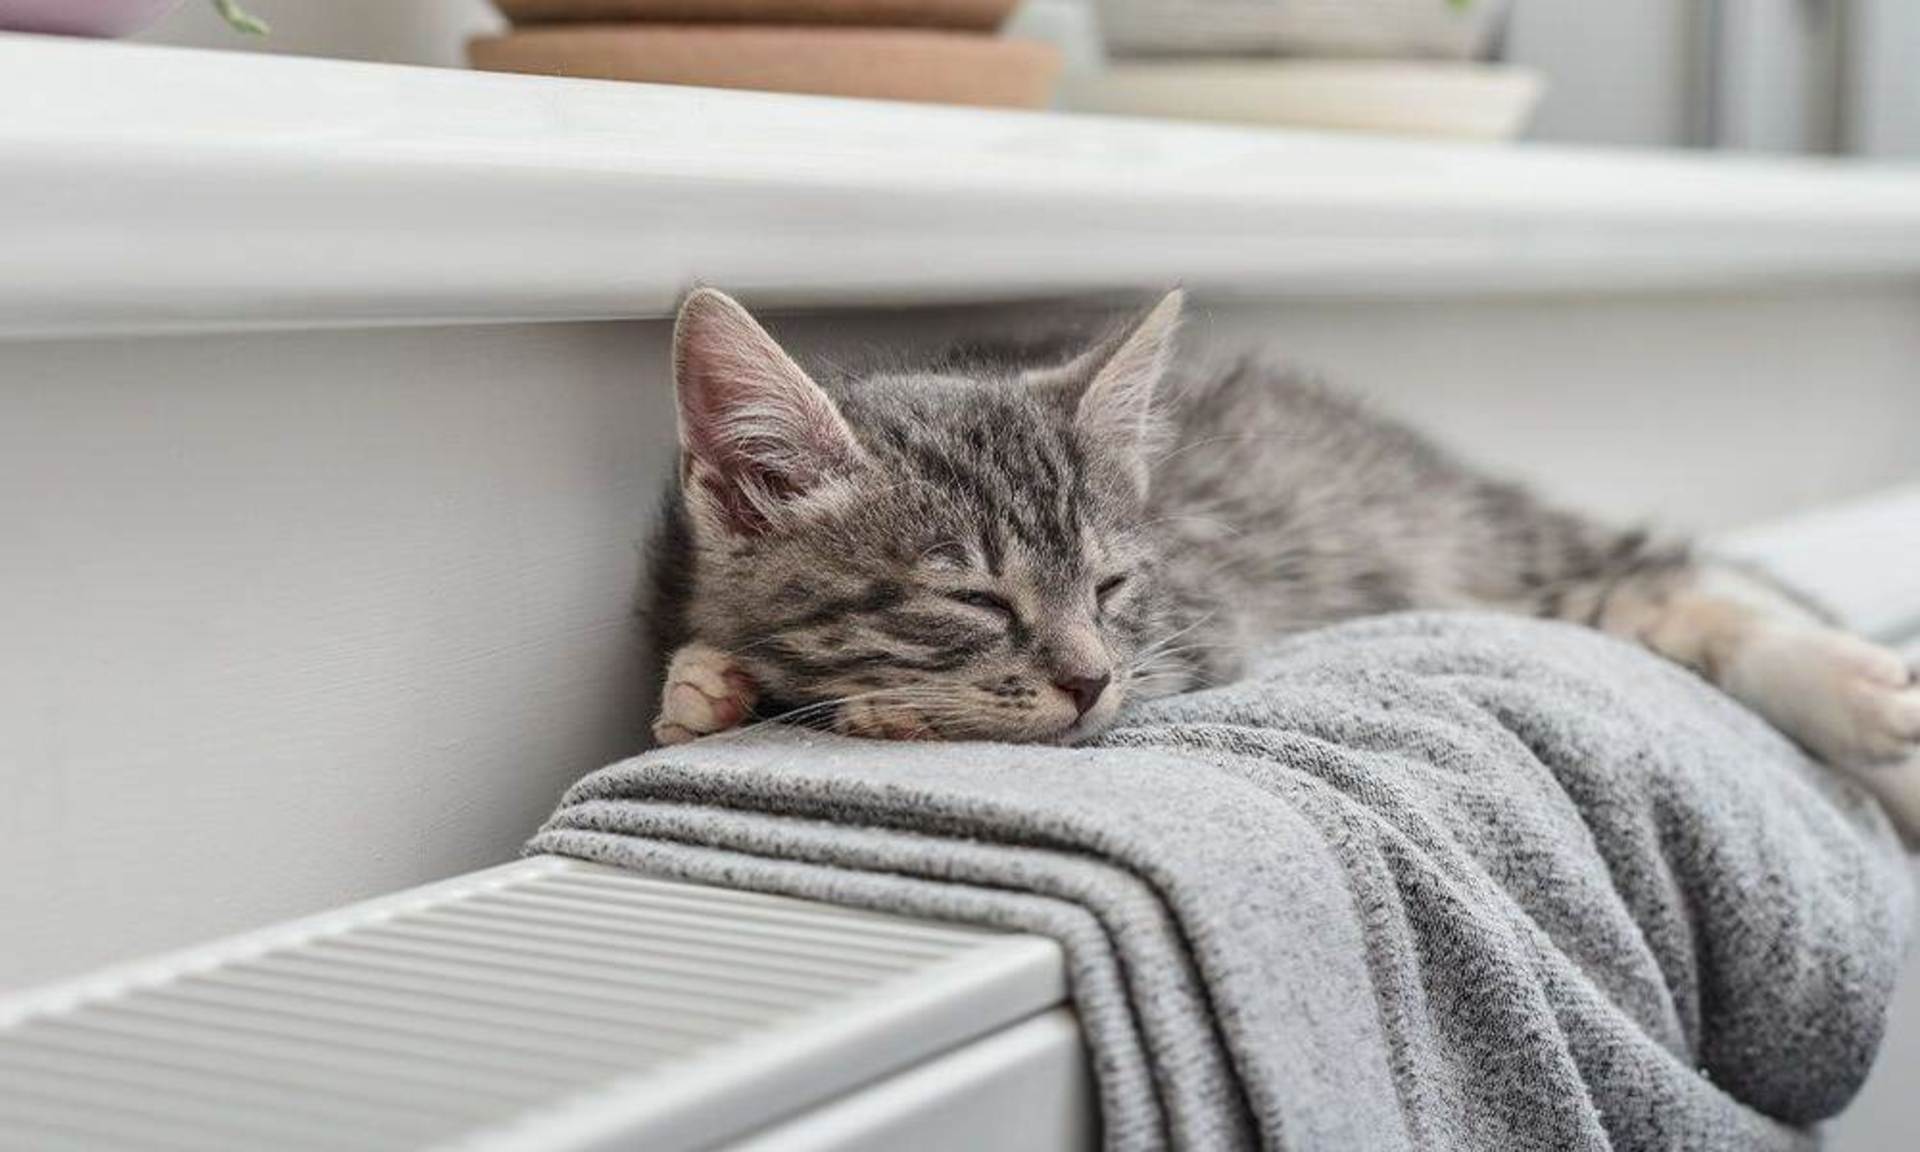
[1052,726,1100,746]
[997,705,1117,745]
[1055,706,1121,745]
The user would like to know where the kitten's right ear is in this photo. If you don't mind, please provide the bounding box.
[673,289,865,536]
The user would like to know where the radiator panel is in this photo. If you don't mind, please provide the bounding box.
[0,857,1066,1152]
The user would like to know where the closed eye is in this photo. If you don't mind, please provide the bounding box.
[1095,574,1128,603]
[945,589,1015,618]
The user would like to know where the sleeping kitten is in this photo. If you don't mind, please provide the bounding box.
[646,289,1919,824]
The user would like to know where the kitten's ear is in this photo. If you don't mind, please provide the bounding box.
[673,289,865,536]
[1055,289,1183,493]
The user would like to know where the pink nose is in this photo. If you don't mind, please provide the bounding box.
[1055,673,1111,719]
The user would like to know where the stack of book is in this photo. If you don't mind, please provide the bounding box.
[1062,0,1540,138]
[470,0,1062,108]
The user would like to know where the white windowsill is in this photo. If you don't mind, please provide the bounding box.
[6,32,1920,339]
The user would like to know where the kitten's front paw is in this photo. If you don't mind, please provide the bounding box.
[653,643,757,745]
[1726,625,1920,768]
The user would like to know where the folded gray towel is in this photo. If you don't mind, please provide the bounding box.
[530,613,1913,1152]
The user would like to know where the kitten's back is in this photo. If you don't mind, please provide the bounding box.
[1149,356,1646,651]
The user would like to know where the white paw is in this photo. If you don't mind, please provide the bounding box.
[652,643,757,745]
[1725,625,1920,768]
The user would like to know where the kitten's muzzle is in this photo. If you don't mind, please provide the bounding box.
[1056,672,1112,719]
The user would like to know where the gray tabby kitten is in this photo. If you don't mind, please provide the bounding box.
[649,289,1919,829]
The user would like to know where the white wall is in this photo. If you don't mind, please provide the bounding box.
[5,288,1919,991]
[1215,290,1920,526]
[1504,0,1697,147]
[0,321,672,990]
[1849,0,1920,157]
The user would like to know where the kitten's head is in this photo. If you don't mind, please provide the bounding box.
[670,288,1186,742]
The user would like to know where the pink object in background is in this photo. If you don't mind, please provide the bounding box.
[0,0,180,37]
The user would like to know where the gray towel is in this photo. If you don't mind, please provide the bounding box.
[529,613,1913,1152]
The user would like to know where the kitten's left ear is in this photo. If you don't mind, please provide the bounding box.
[1048,289,1183,494]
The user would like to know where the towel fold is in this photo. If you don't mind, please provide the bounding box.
[531,613,1913,1151]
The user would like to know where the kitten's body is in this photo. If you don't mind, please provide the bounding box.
[1141,356,1692,688]
[649,290,1920,834]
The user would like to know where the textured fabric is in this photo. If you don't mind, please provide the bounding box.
[529,613,1913,1152]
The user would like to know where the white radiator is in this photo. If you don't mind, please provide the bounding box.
[0,858,1082,1152]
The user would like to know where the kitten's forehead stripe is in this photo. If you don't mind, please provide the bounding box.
[1005,611,1033,653]
[786,582,903,631]
[874,611,995,649]
[980,526,1004,577]
[858,581,907,612]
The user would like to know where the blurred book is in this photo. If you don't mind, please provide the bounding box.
[1058,59,1541,138]
[470,24,1061,108]
[1092,0,1512,61]
[492,0,1021,30]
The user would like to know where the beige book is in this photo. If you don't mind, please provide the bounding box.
[470,25,1062,109]
[1059,60,1543,139]
[493,0,1022,30]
